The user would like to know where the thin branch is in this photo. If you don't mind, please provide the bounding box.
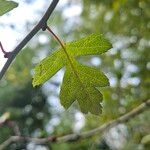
[0,42,11,58]
[0,100,149,149]
[0,42,6,54]
[0,136,56,150]
[57,99,150,142]
[0,0,60,80]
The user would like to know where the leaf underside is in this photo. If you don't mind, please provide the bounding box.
[0,0,18,16]
[33,34,112,115]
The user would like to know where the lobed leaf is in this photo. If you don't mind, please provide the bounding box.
[33,33,112,115]
[0,0,18,16]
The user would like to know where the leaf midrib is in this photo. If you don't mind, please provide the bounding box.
[61,46,92,101]
[68,46,110,49]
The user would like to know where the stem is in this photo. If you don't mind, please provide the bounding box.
[46,26,90,97]
[0,42,7,54]
[0,42,12,58]
[46,26,65,49]
[0,0,60,80]
[46,26,77,76]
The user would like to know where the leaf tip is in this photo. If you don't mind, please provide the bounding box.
[106,77,110,86]
[32,76,40,87]
[13,1,19,8]
[108,41,113,50]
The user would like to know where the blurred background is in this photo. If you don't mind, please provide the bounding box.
[0,0,150,149]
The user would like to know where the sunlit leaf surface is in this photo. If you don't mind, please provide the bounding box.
[33,34,112,115]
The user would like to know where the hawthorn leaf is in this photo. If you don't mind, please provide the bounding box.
[0,0,18,16]
[33,33,112,115]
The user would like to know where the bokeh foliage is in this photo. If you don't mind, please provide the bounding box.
[0,0,150,149]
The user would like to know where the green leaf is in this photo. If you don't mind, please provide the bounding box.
[0,0,18,16]
[33,34,112,115]
[60,63,105,115]
[33,50,65,86]
[67,33,112,57]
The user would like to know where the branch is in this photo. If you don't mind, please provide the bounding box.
[0,0,60,80]
[0,100,149,149]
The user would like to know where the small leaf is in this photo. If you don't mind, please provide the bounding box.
[33,33,112,115]
[0,0,18,16]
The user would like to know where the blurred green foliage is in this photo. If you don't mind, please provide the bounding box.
[0,0,150,149]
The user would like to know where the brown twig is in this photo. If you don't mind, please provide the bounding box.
[0,42,11,58]
[0,99,149,150]
[46,26,65,49]
[0,42,6,54]
[0,0,60,80]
